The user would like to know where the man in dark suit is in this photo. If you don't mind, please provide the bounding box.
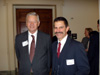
[52,17,90,75]
[15,12,51,75]
[87,19,99,75]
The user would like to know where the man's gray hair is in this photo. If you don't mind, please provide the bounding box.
[26,12,40,22]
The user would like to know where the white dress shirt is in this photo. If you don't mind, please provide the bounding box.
[28,30,38,54]
[57,35,68,53]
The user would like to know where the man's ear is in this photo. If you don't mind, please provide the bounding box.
[66,26,70,32]
[38,21,40,27]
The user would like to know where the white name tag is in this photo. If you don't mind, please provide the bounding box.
[66,59,75,65]
[22,40,28,47]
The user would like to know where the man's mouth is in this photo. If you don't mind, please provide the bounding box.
[55,32,63,34]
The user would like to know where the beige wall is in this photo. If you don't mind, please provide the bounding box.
[99,0,100,19]
[0,0,9,71]
[0,0,99,71]
[98,0,100,74]
[63,0,99,41]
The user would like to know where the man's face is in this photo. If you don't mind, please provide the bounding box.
[26,15,40,34]
[54,21,69,41]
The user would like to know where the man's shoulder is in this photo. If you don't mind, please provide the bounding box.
[69,38,83,47]
[90,31,99,37]
[38,31,50,38]
[52,41,57,45]
[90,31,99,40]
[83,37,89,40]
[16,31,28,38]
[69,38,85,53]
[52,41,57,49]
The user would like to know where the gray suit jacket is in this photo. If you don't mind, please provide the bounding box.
[15,31,51,75]
[81,37,89,49]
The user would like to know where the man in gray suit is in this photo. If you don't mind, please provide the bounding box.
[15,12,51,75]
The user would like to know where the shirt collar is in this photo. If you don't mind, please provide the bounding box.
[28,30,38,37]
[58,35,68,45]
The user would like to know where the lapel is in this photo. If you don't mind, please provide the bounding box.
[59,36,72,59]
[32,31,42,62]
[22,31,28,50]
[22,31,30,58]
[35,31,42,50]
[53,41,58,58]
[53,41,58,65]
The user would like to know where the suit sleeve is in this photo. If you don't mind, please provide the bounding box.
[47,36,52,72]
[15,35,20,61]
[75,43,90,75]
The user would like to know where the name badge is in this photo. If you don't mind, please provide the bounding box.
[22,40,28,47]
[66,59,75,65]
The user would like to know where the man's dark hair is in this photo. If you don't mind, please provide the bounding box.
[97,19,99,24]
[54,17,68,27]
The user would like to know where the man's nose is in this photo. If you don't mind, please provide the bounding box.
[30,22,34,25]
[56,28,60,32]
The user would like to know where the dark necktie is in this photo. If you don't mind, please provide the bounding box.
[30,35,35,63]
[57,42,61,58]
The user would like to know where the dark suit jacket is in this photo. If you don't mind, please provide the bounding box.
[15,31,51,75]
[52,36,90,75]
[87,31,99,75]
